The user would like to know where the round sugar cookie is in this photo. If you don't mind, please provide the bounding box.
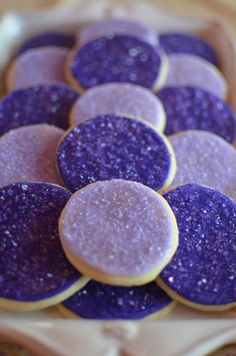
[165,54,227,99]
[157,86,236,142]
[0,85,79,133]
[78,18,157,46]
[66,35,168,91]
[59,179,179,286]
[59,280,176,320]
[16,31,76,56]
[0,182,89,311]
[159,32,218,66]
[57,114,176,192]
[70,83,166,131]
[157,184,236,311]
[170,130,236,201]
[0,124,64,187]
[7,47,69,91]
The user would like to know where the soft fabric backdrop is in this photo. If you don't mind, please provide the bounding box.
[0,0,235,44]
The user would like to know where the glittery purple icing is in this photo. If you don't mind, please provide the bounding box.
[0,85,79,133]
[70,35,162,89]
[59,179,177,277]
[161,184,236,306]
[170,130,236,201]
[9,47,69,90]
[16,32,76,56]
[62,280,173,319]
[57,114,172,192]
[165,54,227,99]
[79,18,157,45]
[159,33,218,66]
[0,124,64,187]
[157,86,236,142]
[0,183,82,302]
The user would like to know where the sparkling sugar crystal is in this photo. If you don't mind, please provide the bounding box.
[62,280,173,319]
[0,84,79,133]
[157,86,236,142]
[57,114,173,192]
[161,184,236,306]
[70,35,163,89]
[0,183,81,302]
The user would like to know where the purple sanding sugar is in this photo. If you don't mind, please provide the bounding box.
[170,131,236,201]
[70,35,162,89]
[164,54,226,99]
[70,82,165,129]
[161,184,236,306]
[16,32,76,56]
[0,85,79,132]
[157,86,236,143]
[10,47,69,90]
[62,280,173,319]
[57,114,172,192]
[59,179,176,277]
[159,32,218,67]
[0,183,82,302]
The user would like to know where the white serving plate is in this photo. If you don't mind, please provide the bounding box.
[0,1,236,354]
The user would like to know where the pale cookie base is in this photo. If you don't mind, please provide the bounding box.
[151,50,169,93]
[57,299,177,320]
[59,192,179,287]
[0,276,89,312]
[156,277,236,312]
[158,132,177,190]
[5,60,17,92]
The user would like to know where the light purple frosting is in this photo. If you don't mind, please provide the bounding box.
[165,54,227,99]
[0,124,64,187]
[70,83,165,129]
[8,46,69,90]
[170,130,236,200]
[59,179,177,276]
[78,18,157,45]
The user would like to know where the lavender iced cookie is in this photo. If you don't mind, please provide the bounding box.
[66,35,168,91]
[157,184,236,311]
[70,83,166,131]
[157,86,236,142]
[57,114,176,192]
[16,31,76,56]
[0,85,79,133]
[7,46,69,91]
[59,280,176,320]
[165,54,227,99]
[59,179,178,286]
[0,124,64,187]
[170,131,236,200]
[78,18,157,45]
[0,183,88,311]
[159,32,218,66]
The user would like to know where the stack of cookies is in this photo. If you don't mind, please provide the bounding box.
[0,17,235,319]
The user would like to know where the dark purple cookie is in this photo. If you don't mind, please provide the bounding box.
[68,35,165,90]
[57,114,175,192]
[0,183,84,308]
[157,86,236,143]
[159,32,218,66]
[16,31,76,56]
[0,84,79,133]
[159,184,236,309]
[61,280,175,319]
